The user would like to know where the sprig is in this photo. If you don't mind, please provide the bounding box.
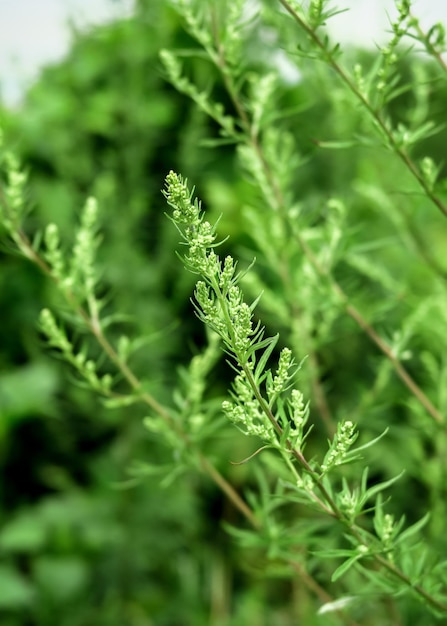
[0,144,258,530]
[164,169,447,615]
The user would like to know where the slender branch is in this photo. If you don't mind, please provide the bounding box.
[206,7,445,426]
[295,231,444,425]
[22,228,174,420]
[185,16,447,607]
[277,0,447,220]
[289,560,361,626]
[0,199,261,534]
[344,302,442,421]
[372,551,447,613]
[210,14,336,435]
[1,186,354,625]
[200,455,260,528]
[222,12,444,424]
[340,519,447,614]
[241,329,447,613]
[408,11,447,73]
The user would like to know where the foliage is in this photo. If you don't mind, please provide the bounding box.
[1,0,447,624]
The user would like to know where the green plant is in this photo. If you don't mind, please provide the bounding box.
[1,0,447,624]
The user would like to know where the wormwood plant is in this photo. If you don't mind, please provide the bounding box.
[1,0,447,623]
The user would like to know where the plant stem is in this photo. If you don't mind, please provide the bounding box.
[206,6,444,426]
[295,232,445,425]
[277,0,447,220]
[408,11,447,73]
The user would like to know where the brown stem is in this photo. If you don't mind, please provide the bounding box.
[290,560,361,626]
[0,194,260,530]
[344,302,443,422]
[211,5,445,427]
[211,11,337,435]
[211,2,446,432]
[296,233,444,425]
[218,43,444,426]
[278,0,447,220]
[200,455,260,529]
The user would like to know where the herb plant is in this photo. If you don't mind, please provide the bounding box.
[1,1,447,624]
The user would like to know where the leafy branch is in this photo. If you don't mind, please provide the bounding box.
[0,139,350,616]
[278,0,447,220]
[0,141,256,529]
[164,170,447,615]
[161,0,445,427]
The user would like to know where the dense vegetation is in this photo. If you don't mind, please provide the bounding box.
[1,1,447,624]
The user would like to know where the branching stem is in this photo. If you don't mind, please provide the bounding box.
[207,3,445,427]
[277,0,447,220]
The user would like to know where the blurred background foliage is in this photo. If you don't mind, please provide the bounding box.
[0,0,447,624]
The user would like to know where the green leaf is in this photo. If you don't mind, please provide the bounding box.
[33,556,88,602]
[0,361,59,422]
[360,470,405,507]
[0,511,47,553]
[313,139,359,149]
[345,428,389,460]
[254,333,279,381]
[331,552,366,581]
[396,512,430,546]
[0,565,34,608]
[101,394,141,408]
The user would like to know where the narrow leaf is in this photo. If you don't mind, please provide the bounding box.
[395,512,430,546]
[346,427,389,459]
[361,470,405,506]
[254,334,279,380]
[331,552,366,581]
